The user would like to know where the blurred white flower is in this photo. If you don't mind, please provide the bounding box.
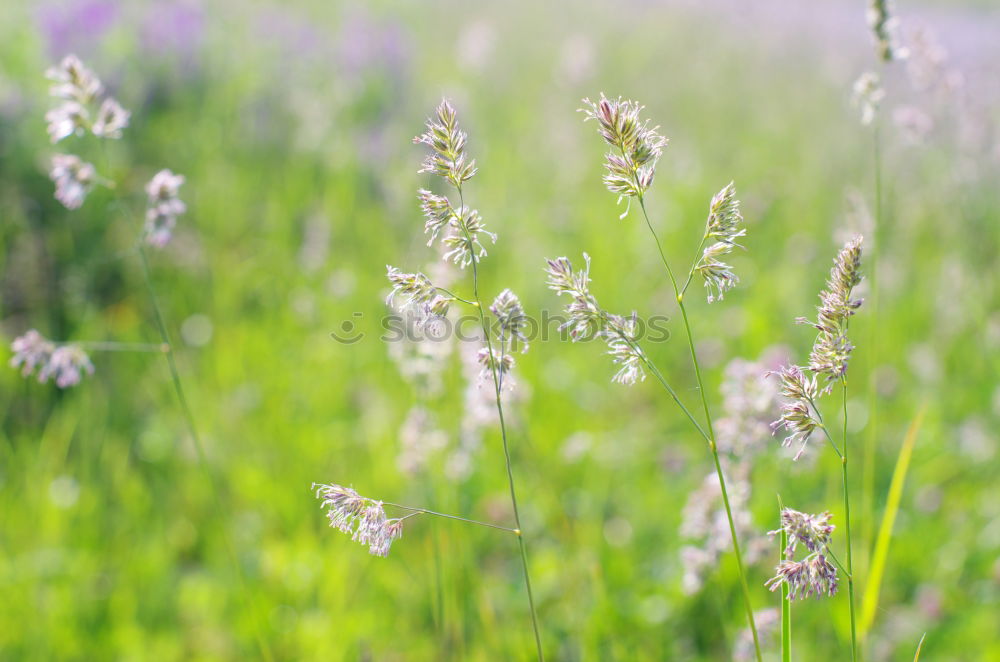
[45,54,103,103]
[45,101,89,143]
[49,154,97,209]
[10,329,94,388]
[852,72,885,126]
[92,97,130,139]
[144,169,186,247]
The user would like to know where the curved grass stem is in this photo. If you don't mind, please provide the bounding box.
[457,187,545,661]
[383,502,519,533]
[842,379,858,662]
[636,195,762,662]
[137,245,274,662]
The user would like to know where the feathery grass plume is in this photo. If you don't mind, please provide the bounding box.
[46,54,103,103]
[386,266,451,318]
[370,99,543,658]
[695,242,739,303]
[44,54,130,143]
[418,188,454,245]
[769,365,822,460]
[313,484,404,557]
[574,92,763,659]
[411,110,496,269]
[852,72,885,127]
[695,182,745,302]
[772,237,866,659]
[10,330,94,388]
[45,101,89,143]
[92,98,131,139]
[797,235,864,392]
[477,346,515,384]
[413,99,477,188]
[545,253,646,385]
[441,206,496,268]
[49,154,98,209]
[144,169,186,247]
[705,181,746,246]
[773,508,835,558]
[580,93,667,217]
[605,313,645,386]
[867,0,905,62]
[544,254,603,340]
[765,508,839,600]
[491,288,530,354]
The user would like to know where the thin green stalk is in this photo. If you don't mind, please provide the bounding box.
[610,328,709,444]
[458,187,544,661]
[842,379,858,662]
[780,524,791,662]
[825,545,850,578]
[636,196,762,662]
[807,397,844,459]
[383,501,519,533]
[434,286,479,307]
[137,245,274,662]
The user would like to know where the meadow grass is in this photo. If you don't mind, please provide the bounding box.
[1,0,998,659]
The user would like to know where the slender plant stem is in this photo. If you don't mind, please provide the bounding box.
[636,196,762,662]
[434,286,479,307]
[825,546,850,577]
[611,329,709,443]
[807,397,844,459]
[137,245,274,662]
[680,234,710,296]
[383,502,519,533]
[780,522,791,662]
[457,187,544,661]
[99,143,271,659]
[842,378,858,662]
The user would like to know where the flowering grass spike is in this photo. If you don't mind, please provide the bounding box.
[10,329,94,388]
[765,508,839,600]
[314,483,404,558]
[49,154,98,209]
[490,288,529,354]
[413,99,477,188]
[580,94,668,216]
[44,54,130,144]
[144,169,186,247]
[546,254,647,384]
[797,235,864,391]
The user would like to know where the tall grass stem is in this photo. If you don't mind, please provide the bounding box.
[137,245,275,662]
[636,196,762,662]
[458,187,544,661]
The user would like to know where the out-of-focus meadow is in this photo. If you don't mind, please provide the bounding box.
[2,0,999,659]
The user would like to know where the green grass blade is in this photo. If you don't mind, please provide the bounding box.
[912,633,927,661]
[860,404,927,637]
[781,526,790,662]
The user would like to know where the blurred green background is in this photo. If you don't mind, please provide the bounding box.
[1,0,999,660]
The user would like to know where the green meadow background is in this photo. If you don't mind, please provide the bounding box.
[1,0,998,659]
